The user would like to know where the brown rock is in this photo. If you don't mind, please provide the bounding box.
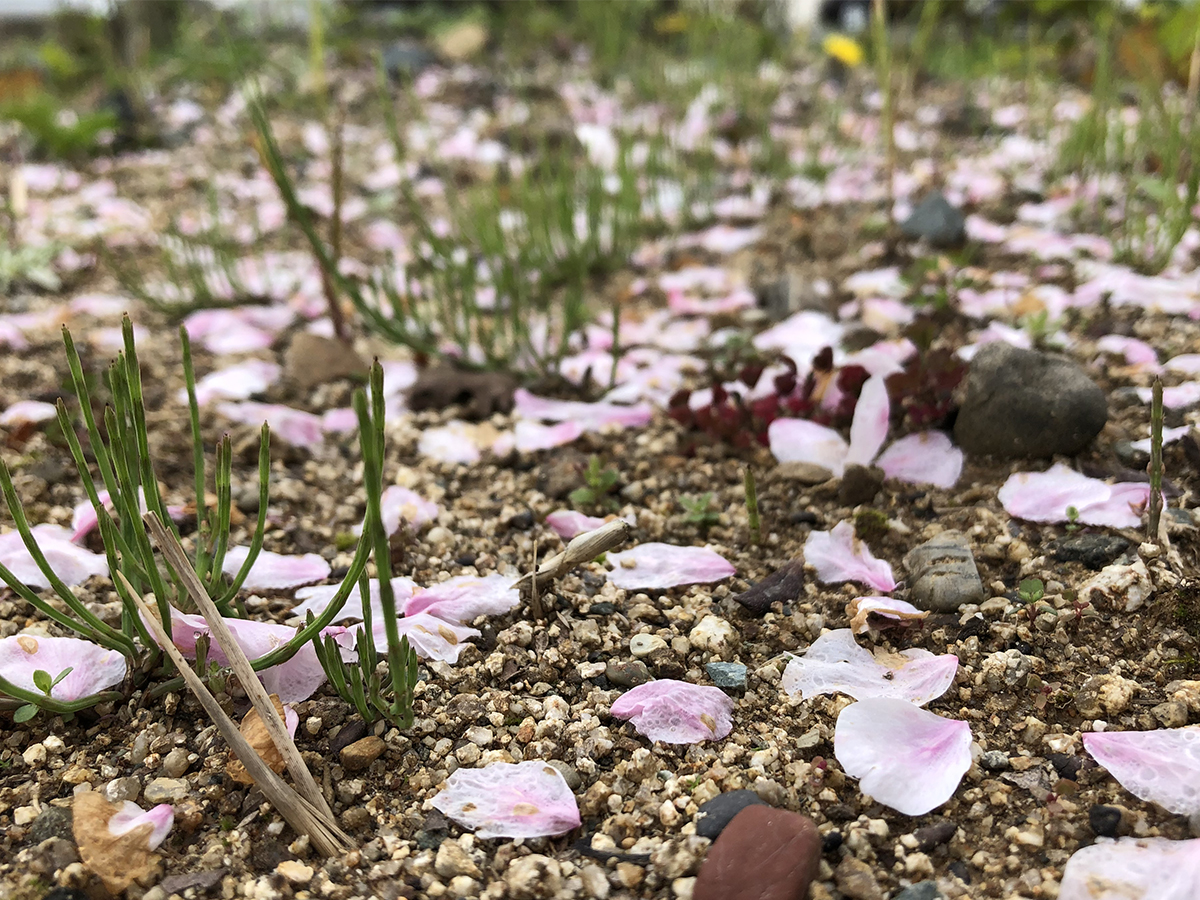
[771,461,834,485]
[340,736,386,771]
[284,332,368,390]
[835,855,884,900]
[693,805,820,900]
[407,364,517,420]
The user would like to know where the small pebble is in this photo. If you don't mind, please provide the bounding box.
[694,790,767,840]
[893,882,946,900]
[162,748,190,778]
[630,634,667,658]
[341,736,386,771]
[979,750,1010,771]
[144,777,189,804]
[1089,804,1123,838]
[606,659,652,688]
[705,662,747,691]
[276,860,314,885]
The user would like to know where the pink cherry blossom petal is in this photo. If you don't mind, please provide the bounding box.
[431,761,582,839]
[0,634,127,701]
[1083,728,1200,816]
[418,422,482,466]
[845,375,890,467]
[846,596,930,634]
[1137,382,1200,410]
[610,679,734,744]
[998,463,1148,527]
[1059,837,1200,900]
[512,389,652,432]
[374,613,480,663]
[804,522,896,592]
[375,486,440,535]
[222,546,330,591]
[291,577,419,622]
[107,802,174,850]
[508,420,585,453]
[403,574,520,624]
[834,698,972,816]
[876,432,963,489]
[781,629,956,705]
[180,359,281,406]
[0,401,59,426]
[606,543,735,590]
[545,510,608,540]
[767,418,848,475]
[216,402,325,447]
[0,524,109,588]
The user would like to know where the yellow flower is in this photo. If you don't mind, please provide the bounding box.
[823,33,864,68]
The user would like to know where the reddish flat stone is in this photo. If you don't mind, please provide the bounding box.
[693,805,821,900]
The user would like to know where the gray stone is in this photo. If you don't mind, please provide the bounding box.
[1050,534,1131,570]
[144,777,189,804]
[545,760,582,791]
[605,659,652,688]
[162,747,191,778]
[1113,440,1150,469]
[900,192,966,248]
[705,662,748,690]
[103,776,141,803]
[893,882,946,900]
[695,790,767,840]
[953,343,1107,458]
[980,750,1010,771]
[28,836,79,878]
[903,531,985,612]
[29,805,73,844]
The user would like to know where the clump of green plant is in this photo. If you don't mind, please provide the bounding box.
[0,321,414,726]
[569,456,620,511]
[853,508,889,545]
[743,467,761,546]
[1,92,117,161]
[680,493,720,531]
[1018,578,1045,605]
[0,242,61,294]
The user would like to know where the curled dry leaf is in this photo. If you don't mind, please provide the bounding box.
[846,596,929,634]
[73,791,169,894]
[227,694,299,785]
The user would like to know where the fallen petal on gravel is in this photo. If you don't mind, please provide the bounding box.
[845,375,890,468]
[835,698,972,815]
[999,463,1149,527]
[876,431,963,489]
[291,577,419,622]
[0,634,127,700]
[222,546,331,591]
[431,761,581,838]
[513,388,652,431]
[781,629,956,705]
[545,510,608,540]
[107,801,174,849]
[0,523,109,588]
[804,522,896,592]
[377,613,480,663]
[0,400,58,425]
[846,596,929,634]
[606,543,735,590]
[216,401,325,447]
[404,574,520,623]
[767,418,848,475]
[610,679,734,744]
[1059,837,1200,900]
[1083,727,1200,816]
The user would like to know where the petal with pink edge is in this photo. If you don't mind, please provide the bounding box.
[216,402,325,447]
[781,629,956,705]
[606,543,735,590]
[107,802,174,850]
[835,698,972,816]
[804,522,896,592]
[374,613,480,663]
[998,463,1118,523]
[509,420,585,453]
[1081,482,1153,528]
[365,486,439,536]
[1083,728,1200,816]
[767,418,848,475]
[291,577,419,622]
[404,574,520,624]
[876,432,963,489]
[431,761,581,839]
[0,400,58,425]
[222,546,331,591]
[0,634,127,701]
[610,679,734,744]
[512,389,652,431]
[1059,837,1200,900]
[845,376,890,467]
[418,422,482,466]
[0,524,109,588]
[545,510,608,540]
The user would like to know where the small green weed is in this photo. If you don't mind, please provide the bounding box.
[680,493,720,531]
[569,456,620,511]
[1018,578,1045,605]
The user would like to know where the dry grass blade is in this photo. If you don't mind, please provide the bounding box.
[512,519,632,595]
[116,571,351,856]
[142,512,337,822]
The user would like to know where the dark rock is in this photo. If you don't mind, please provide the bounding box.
[506,510,535,531]
[1089,804,1123,837]
[28,837,78,877]
[1113,440,1150,469]
[772,461,834,485]
[415,810,450,850]
[954,343,1107,458]
[407,364,517,420]
[693,806,821,900]
[913,821,957,850]
[734,560,804,614]
[838,464,884,505]
[382,39,438,79]
[705,662,748,690]
[249,837,292,870]
[29,805,73,844]
[605,660,652,688]
[283,332,368,391]
[900,192,966,248]
[821,831,843,853]
[904,531,985,612]
[586,602,617,617]
[647,647,686,680]
[824,803,857,822]
[1110,386,1145,409]
[789,510,819,525]
[1050,534,1131,570]
[893,882,946,900]
[1049,753,1084,780]
[159,869,228,895]
[694,790,768,840]
[330,719,367,756]
[948,861,971,884]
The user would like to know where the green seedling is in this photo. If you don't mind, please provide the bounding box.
[569,456,620,511]
[1018,578,1045,605]
[1149,377,1164,540]
[680,493,720,531]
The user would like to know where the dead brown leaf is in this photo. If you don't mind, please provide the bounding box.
[226,694,289,785]
[73,791,162,895]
